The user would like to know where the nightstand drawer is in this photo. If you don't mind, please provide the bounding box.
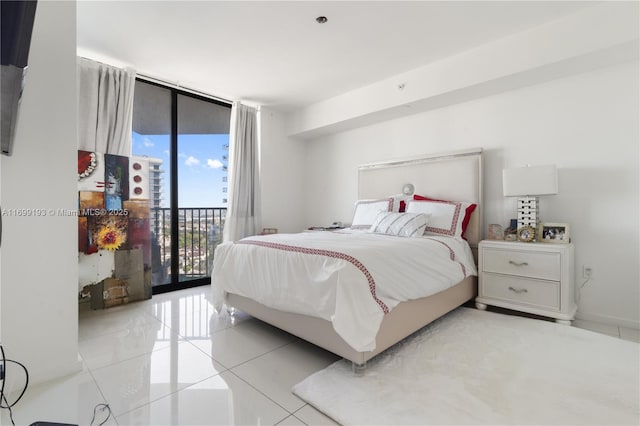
[481,273,560,311]
[482,248,560,281]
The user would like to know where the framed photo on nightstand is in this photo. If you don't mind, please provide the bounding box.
[538,222,570,243]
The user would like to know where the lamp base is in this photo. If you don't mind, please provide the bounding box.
[516,196,539,230]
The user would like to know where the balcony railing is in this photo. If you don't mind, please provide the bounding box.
[150,207,227,286]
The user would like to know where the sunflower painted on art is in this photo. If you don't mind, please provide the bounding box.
[97,225,125,250]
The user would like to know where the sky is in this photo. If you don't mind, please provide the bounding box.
[132,131,229,208]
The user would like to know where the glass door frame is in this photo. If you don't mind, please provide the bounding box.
[137,78,231,295]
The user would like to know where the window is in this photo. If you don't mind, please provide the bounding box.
[132,79,231,293]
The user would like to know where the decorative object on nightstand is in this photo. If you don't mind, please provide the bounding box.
[487,224,504,240]
[517,225,536,242]
[475,239,576,324]
[503,164,558,241]
[538,222,570,243]
[504,218,518,241]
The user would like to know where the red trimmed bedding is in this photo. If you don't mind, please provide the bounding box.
[211,229,477,352]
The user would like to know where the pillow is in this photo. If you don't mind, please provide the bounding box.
[389,194,411,212]
[413,194,477,239]
[369,211,430,238]
[351,198,393,229]
[406,198,475,239]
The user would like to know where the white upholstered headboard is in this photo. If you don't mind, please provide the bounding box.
[358,148,483,249]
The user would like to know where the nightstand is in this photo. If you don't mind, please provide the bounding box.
[475,240,576,324]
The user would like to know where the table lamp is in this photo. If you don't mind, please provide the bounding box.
[503,165,558,240]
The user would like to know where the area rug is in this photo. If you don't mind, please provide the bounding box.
[293,308,639,425]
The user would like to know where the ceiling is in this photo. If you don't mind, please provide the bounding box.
[76,1,595,110]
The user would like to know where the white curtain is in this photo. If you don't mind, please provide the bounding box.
[223,102,260,242]
[78,57,136,156]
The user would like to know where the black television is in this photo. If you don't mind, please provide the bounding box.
[1,0,37,156]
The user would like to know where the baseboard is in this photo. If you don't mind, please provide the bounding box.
[575,311,640,330]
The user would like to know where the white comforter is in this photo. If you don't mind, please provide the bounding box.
[211,229,477,352]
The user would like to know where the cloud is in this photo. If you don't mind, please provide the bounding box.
[142,137,154,147]
[185,156,200,166]
[206,159,224,169]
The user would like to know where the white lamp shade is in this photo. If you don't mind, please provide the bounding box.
[503,165,558,196]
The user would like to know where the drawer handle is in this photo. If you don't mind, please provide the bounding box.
[508,260,529,267]
[508,286,528,294]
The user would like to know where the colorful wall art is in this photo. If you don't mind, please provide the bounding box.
[78,150,152,309]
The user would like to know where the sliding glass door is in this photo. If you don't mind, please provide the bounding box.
[132,79,231,293]
[176,94,231,284]
[131,81,173,287]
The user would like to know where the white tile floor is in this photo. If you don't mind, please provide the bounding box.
[2,285,638,425]
[2,286,340,426]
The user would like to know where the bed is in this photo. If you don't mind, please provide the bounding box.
[212,148,483,368]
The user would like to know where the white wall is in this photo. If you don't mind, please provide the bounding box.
[259,107,307,233]
[0,1,81,385]
[297,60,639,328]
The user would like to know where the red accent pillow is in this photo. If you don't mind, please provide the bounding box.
[388,195,409,213]
[413,194,477,239]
